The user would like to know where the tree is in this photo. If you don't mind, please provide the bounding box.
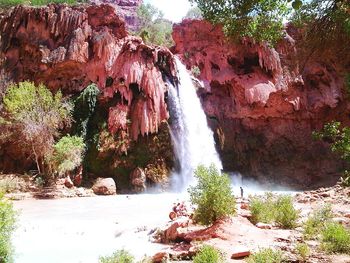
[190,0,350,49]
[313,121,350,186]
[136,3,174,47]
[188,164,236,225]
[184,7,203,20]
[1,82,72,177]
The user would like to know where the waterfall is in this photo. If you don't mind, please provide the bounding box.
[168,58,222,191]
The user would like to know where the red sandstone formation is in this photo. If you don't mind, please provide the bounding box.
[0,4,175,141]
[173,20,349,188]
[88,0,142,32]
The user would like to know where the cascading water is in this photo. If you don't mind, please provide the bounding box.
[168,57,222,191]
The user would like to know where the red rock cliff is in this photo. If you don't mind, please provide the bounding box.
[173,20,350,188]
[0,4,175,141]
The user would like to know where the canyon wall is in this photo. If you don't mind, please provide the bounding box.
[173,20,349,188]
[0,4,175,190]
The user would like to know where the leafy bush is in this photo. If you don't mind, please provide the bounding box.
[98,249,134,263]
[274,195,298,229]
[295,243,310,261]
[321,222,350,254]
[184,7,203,20]
[250,193,299,229]
[1,82,72,178]
[250,193,276,224]
[50,135,85,177]
[0,193,17,263]
[303,204,333,240]
[191,66,201,77]
[246,248,283,263]
[193,245,224,263]
[188,164,236,226]
[0,178,18,193]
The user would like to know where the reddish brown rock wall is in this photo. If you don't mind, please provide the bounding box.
[173,20,349,188]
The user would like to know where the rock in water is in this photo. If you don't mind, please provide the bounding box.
[92,178,117,195]
[130,167,146,192]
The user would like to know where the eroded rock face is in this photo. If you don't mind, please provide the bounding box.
[0,4,175,140]
[0,4,176,187]
[89,0,142,32]
[173,20,349,188]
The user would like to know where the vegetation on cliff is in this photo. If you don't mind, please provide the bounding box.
[136,3,174,47]
[190,0,350,50]
[313,122,350,186]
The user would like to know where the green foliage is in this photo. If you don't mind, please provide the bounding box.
[191,0,350,49]
[0,0,27,7]
[245,248,283,263]
[275,195,298,229]
[0,178,19,193]
[250,193,298,229]
[73,83,100,140]
[50,135,85,176]
[193,245,225,263]
[188,164,236,226]
[136,3,174,47]
[321,222,350,254]
[313,121,350,186]
[184,7,203,20]
[303,204,333,240]
[190,0,291,44]
[295,243,310,261]
[0,193,17,263]
[1,81,72,177]
[191,66,201,77]
[98,249,134,263]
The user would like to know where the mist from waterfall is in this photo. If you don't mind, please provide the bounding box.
[168,58,222,192]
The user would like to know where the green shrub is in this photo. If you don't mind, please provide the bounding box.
[250,194,298,229]
[0,193,17,263]
[246,248,283,263]
[0,178,18,193]
[50,135,85,177]
[275,195,298,229]
[188,164,236,226]
[193,245,224,263]
[321,222,350,254]
[250,193,276,224]
[98,249,134,263]
[191,66,201,77]
[295,243,310,261]
[0,0,26,7]
[303,204,333,240]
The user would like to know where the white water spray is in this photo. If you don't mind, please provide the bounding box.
[168,58,222,191]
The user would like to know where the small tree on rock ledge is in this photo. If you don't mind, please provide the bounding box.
[188,164,236,225]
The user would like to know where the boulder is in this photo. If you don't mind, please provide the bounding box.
[231,248,251,259]
[92,178,117,195]
[161,218,189,243]
[64,176,74,188]
[152,252,169,263]
[130,167,146,192]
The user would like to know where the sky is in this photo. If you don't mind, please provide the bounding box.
[143,0,194,22]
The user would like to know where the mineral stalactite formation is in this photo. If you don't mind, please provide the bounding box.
[0,4,176,140]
